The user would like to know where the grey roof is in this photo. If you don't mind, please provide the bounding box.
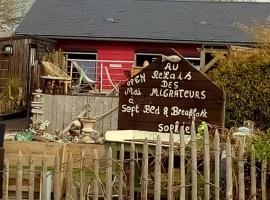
[15,0,270,44]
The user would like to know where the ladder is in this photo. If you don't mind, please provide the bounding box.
[0,58,8,90]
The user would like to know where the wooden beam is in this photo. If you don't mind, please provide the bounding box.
[204,48,228,54]
[200,47,206,69]
[201,55,224,73]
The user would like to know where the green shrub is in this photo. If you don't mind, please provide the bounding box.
[209,27,270,130]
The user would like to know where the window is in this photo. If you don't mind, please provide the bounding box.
[136,53,200,69]
[135,53,161,67]
[66,52,97,82]
[185,57,200,70]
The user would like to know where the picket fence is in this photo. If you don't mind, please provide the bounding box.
[2,121,269,200]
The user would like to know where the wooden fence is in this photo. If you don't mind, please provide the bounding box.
[2,122,269,199]
[42,94,119,134]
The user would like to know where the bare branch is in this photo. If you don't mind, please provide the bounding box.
[0,0,33,32]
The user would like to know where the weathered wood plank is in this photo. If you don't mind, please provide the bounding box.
[54,152,61,200]
[261,160,267,200]
[106,147,113,200]
[51,94,57,132]
[214,130,220,200]
[111,97,119,130]
[60,144,67,197]
[2,159,9,200]
[180,126,185,200]
[94,96,103,133]
[42,153,48,200]
[118,144,124,200]
[204,124,210,200]
[129,142,135,200]
[226,138,233,200]
[66,152,73,200]
[250,144,256,200]
[80,150,85,200]
[154,136,162,200]
[93,149,99,200]
[28,156,35,200]
[141,138,149,200]
[191,121,197,200]
[16,151,23,200]
[102,96,113,135]
[168,132,174,200]
[238,137,245,200]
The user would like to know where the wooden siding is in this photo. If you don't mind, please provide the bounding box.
[42,94,119,134]
[57,40,200,90]
[98,48,135,90]
[0,38,56,112]
[28,38,56,97]
[0,39,30,92]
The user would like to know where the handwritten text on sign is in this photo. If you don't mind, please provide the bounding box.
[118,58,224,134]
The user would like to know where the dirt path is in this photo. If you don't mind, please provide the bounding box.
[2,117,29,133]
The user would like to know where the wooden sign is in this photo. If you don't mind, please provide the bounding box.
[118,56,224,134]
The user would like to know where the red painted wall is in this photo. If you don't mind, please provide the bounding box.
[57,40,200,90]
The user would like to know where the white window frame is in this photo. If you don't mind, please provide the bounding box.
[65,52,98,81]
[184,57,200,69]
[135,53,162,67]
[30,47,37,66]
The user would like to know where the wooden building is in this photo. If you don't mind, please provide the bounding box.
[14,0,270,92]
[0,33,55,114]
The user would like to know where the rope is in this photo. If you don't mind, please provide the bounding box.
[92,104,118,121]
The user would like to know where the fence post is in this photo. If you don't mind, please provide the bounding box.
[180,126,186,200]
[226,138,233,200]
[93,149,99,200]
[141,138,149,200]
[2,159,9,200]
[0,123,5,198]
[129,141,135,200]
[214,130,220,200]
[106,147,112,200]
[261,160,267,200]
[66,152,73,200]
[54,152,61,200]
[238,137,245,200]
[250,145,256,200]
[60,144,67,198]
[100,63,103,93]
[154,136,161,200]
[28,156,35,200]
[204,123,210,200]
[191,121,198,200]
[16,151,22,200]
[80,150,85,200]
[168,132,174,200]
[42,152,48,200]
[118,144,125,200]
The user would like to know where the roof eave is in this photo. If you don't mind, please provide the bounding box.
[14,33,256,47]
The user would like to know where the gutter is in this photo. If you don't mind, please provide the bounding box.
[14,34,257,47]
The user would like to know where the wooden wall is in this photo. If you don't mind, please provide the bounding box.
[0,37,56,113]
[42,94,119,134]
[29,38,56,93]
[0,39,30,92]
